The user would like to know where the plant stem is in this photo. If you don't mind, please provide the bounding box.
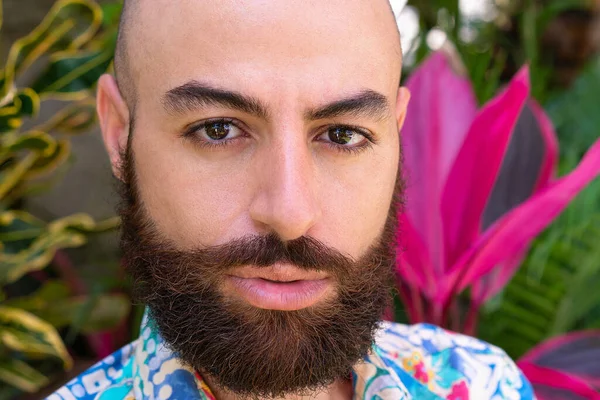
[463,301,481,336]
[397,283,421,323]
[410,284,426,323]
[450,297,461,332]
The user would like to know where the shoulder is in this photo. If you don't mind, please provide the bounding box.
[373,321,536,400]
[47,340,138,400]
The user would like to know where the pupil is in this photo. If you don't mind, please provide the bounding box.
[206,122,230,140]
[329,127,353,145]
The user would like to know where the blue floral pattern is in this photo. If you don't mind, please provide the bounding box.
[49,313,535,399]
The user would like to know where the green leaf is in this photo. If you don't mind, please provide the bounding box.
[0,131,63,201]
[0,359,48,393]
[5,281,130,333]
[101,2,123,28]
[0,89,40,134]
[23,139,71,179]
[5,281,71,308]
[0,0,102,100]
[33,99,97,133]
[0,213,117,285]
[31,49,113,100]
[546,57,600,160]
[0,153,38,200]
[1,130,57,155]
[0,229,86,285]
[1,328,66,361]
[479,198,600,359]
[0,211,45,250]
[0,306,72,369]
[65,294,131,334]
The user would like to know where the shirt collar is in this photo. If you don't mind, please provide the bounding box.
[133,311,411,400]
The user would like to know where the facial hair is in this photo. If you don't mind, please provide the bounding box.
[117,142,403,399]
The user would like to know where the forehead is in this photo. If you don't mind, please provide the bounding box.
[128,0,401,111]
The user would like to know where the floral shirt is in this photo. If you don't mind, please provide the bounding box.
[49,312,535,400]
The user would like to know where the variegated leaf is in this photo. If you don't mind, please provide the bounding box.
[33,98,97,133]
[23,138,71,179]
[0,89,39,133]
[0,359,49,393]
[6,282,130,333]
[0,229,86,285]
[0,0,102,101]
[0,213,119,284]
[0,153,39,200]
[32,49,113,100]
[0,306,72,368]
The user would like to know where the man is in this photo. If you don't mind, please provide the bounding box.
[51,0,534,399]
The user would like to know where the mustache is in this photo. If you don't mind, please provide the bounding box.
[179,233,355,271]
[123,231,362,275]
[122,227,391,300]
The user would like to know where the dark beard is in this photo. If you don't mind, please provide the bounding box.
[117,142,402,399]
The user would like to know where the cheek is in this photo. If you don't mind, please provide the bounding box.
[131,131,254,248]
[316,145,399,259]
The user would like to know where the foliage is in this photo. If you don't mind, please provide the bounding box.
[406,0,593,104]
[397,49,600,398]
[476,56,600,359]
[397,3,600,397]
[0,0,128,395]
[518,330,600,397]
[397,50,600,331]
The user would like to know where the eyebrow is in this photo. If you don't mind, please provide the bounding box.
[162,81,390,122]
[306,90,390,122]
[162,81,270,119]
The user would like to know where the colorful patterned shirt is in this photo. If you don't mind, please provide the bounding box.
[50,312,535,399]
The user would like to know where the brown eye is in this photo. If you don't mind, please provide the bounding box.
[328,127,355,145]
[205,121,231,140]
[319,126,368,147]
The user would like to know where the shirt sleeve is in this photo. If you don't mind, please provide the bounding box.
[375,322,538,399]
[491,349,536,400]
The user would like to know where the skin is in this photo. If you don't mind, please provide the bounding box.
[97,1,410,398]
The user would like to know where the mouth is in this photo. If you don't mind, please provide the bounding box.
[224,264,333,311]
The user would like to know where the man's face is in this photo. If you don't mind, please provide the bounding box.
[98,0,409,397]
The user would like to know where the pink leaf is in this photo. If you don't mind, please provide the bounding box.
[455,137,600,293]
[402,51,478,277]
[470,250,526,305]
[396,213,434,294]
[521,331,600,393]
[520,330,600,365]
[441,67,530,269]
[529,100,559,190]
[518,361,600,400]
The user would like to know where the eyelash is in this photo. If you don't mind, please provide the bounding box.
[181,118,247,149]
[317,124,376,155]
[181,118,376,154]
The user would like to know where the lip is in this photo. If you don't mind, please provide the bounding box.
[228,264,329,282]
[224,264,333,310]
[225,276,332,311]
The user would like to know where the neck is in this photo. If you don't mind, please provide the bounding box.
[203,374,354,400]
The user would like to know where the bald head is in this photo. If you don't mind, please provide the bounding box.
[113,0,138,107]
[113,0,401,110]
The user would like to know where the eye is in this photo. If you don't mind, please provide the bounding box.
[198,120,244,142]
[182,118,248,148]
[316,126,371,148]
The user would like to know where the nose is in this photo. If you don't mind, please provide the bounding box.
[249,133,322,241]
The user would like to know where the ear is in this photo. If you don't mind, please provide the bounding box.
[395,86,411,132]
[97,74,130,181]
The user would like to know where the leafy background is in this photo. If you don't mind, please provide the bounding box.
[397,0,600,361]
